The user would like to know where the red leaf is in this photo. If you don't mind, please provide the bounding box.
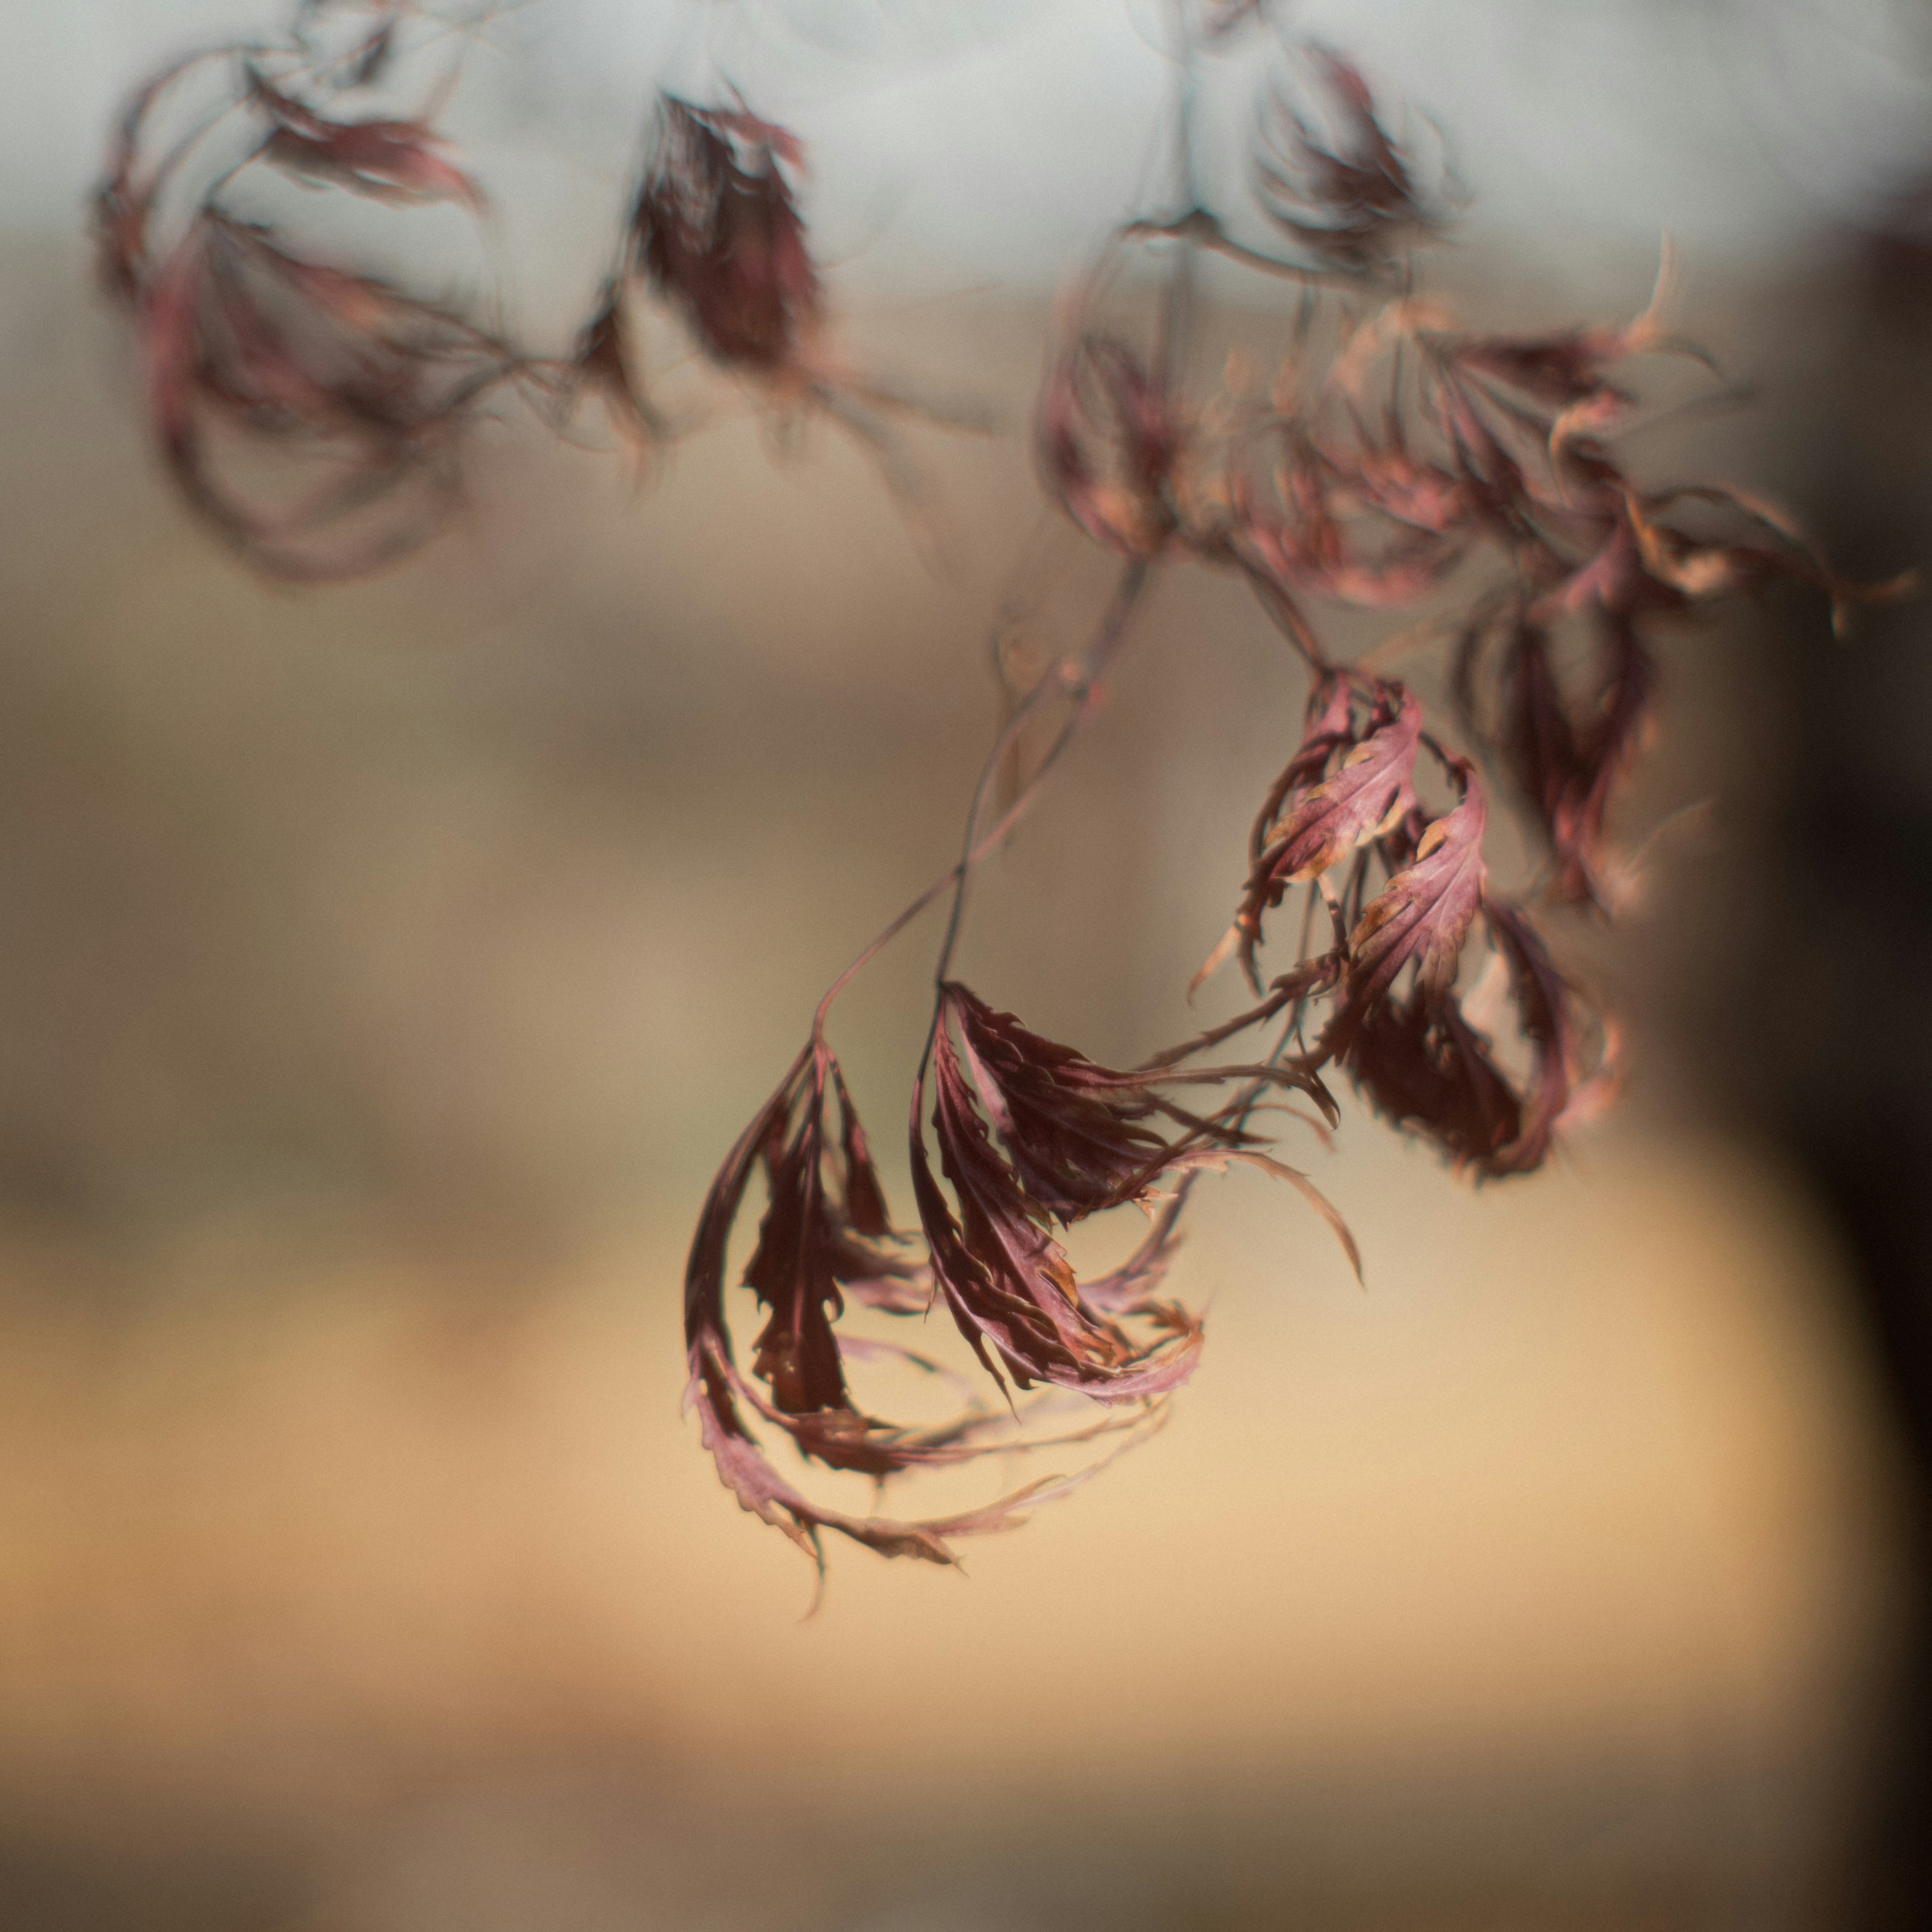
[1499,612,1652,905]
[1339,895,1604,1178]
[635,96,820,374]
[1343,992,1520,1170]
[1260,678,1421,885]
[912,1001,1202,1399]
[1334,764,1488,1027]
[249,66,486,211]
[1211,676,1421,991]
[1480,900,1588,1174]
[912,984,1348,1395]
[1037,331,1182,557]
[1256,46,1444,273]
[684,1352,1083,1570]
[93,51,214,306]
[684,1035,1179,1568]
[131,214,512,576]
[570,287,663,459]
[1236,442,1468,606]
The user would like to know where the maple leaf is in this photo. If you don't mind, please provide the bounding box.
[135,213,512,576]
[1037,331,1183,557]
[248,65,486,210]
[1499,611,1652,905]
[1235,437,1469,606]
[1329,762,1488,1041]
[1256,46,1446,275]
[912,993,1204,1400]
[92,50,218,308]
[569,285,664,461]
[1205,676,1423,991]
[1338,894,1606,1179]
[635,96,820,375]
[686,1043,923,1468]
[912,983,1343,1397]
[685,1036,1176,1569]
[1343,990,1520,1169]
[1260,677,1421,883]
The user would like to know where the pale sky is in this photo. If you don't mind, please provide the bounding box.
[6,0,1931,287]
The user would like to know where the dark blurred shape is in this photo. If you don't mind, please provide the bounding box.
[1731,200,1932,1932]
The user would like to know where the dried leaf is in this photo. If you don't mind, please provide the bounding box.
[1038,331,1182,557]
[249,66,486,211]
[1256,46,1444,274]
[912,995,1204,1398]
[93,48,225,306]
[1335,763,1488,1024]
[133,213,512,575]
[635,96,819,374]
[685,1035,1177,1567]
[1219,676,1422,990]
[570,286,664,460]
[1338,894,1602,1178]
[1236,439,1468,606]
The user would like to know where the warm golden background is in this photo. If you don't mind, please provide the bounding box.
[1,7,1928,1918]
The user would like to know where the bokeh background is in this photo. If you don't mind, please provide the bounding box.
[1,3,1929,1928]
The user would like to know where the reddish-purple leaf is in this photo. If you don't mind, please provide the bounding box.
[912,1004,1202,1399]
[911,983,1347,1396]
[1237,441,1467,606]
[1339,896,1599,1178]
[1261,679,1421,883]
[131,214,512,576]
[1335,763,1488,1022]
[1480,900,1590,1174]
[570,287,663,459]
[94,52,206,306]
[1499,611,1652,905]
[1209,677,1420,991]
[635,96,820,375]
[685,1034,1178,1567]
[249,67,486,211]
[1256,47,1443,274]
[1343,990,1520,1171]
[684,1355,1079,1569]
[1037,331,1182,557]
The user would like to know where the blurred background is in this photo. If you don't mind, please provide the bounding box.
[1,2,1930,1928]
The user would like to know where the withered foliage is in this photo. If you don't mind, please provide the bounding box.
[1216,675,1420,988]
[1204,689,1611,1181]
[1038,332,1186,556]
[689,1030,1206,1568]
[139,213,513,576]
[96,4,1898,1574]
[688,986,1348,1567]
[245,62,485,210]
[912,983,1338,1398]
[1257,46,1449,274]
[97,8,968,577]
[634,98,821,377]
[94,14,515,575]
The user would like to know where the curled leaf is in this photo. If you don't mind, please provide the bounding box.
[1256,46,1446,274]
[1038,330,1183,557]
[912,983,1346,1396]
[685,1036,1176,1568]
[248,65,486,210]
[1235,433,1468,606]
[1340,895,1604,1179]
[570,284,665,460]
[912,989,1206,1398]
[635,96,820,375]
[1333,760,1488,1027]
[134,213,512,575]
[1213,676,1422,990]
